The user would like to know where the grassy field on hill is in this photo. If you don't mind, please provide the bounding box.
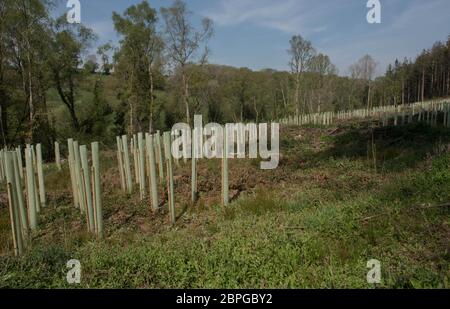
[1,121,449,288]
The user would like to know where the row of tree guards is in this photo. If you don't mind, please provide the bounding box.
[0,144,46,256]
[66,140,103,238]
[0,141,103,256]
[115,130,230,225]
[3,98,449,256]
[280,99,450,127]
[2,127,217,255]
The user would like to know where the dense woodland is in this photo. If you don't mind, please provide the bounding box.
[0,0,449,153]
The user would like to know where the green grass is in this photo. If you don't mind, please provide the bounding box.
[1,122,449,288]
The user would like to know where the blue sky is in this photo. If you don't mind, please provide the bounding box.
[54,0,450,76]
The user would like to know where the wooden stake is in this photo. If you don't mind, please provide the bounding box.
[25,147,37,230]
[55,141,61,170]
[146,133,159,211]
[138,132,146,199]
[191,128,197,203]
[67,139,79,208]
[132,134,139,184]
[31,147,41,214]
[155,132,164,183]
[222,126,229,206]
[73,141,86,214]
[80,145,95,233]
[163,132,175,224]
[36,144,46,207]
[92,142,103,238]
[91,167,97,234]
[31,145,37,168]
[122,135,133,194]
[0,150,5,182]
[16,146,24,179]
[116,136,126,191]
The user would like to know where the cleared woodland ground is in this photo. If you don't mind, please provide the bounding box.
[1,120,449,288]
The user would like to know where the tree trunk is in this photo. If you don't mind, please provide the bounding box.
[182,70,190,124]
[407,85,410,104]
[54,76,80,131]
[129,101,134,135]
[26,43,34,143]
[431,63,434,97]
[294,73,300,115]
[149,66,154,134]
[447,72,450,95]
[317,93,321,114]
[421,68,425,102]
[417,78,420,102]
[280,86,287,111]
[0,105,7,147]
[401,79,405,105]
[253,96,259,123]
[128,69,135,135]
[68,106,80,131]
[303,90,308,114]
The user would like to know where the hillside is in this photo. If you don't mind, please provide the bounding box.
[1,119,449,288]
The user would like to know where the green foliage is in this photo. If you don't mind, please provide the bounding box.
[0,0,449,289]
[112,1,164,134]
[1,0,449,150]
[1,123,450,288]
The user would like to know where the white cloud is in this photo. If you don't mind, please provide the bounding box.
[203,0,338,36]
[325,0,450,75]
[203,0,450,75]
[85,20,115,41]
